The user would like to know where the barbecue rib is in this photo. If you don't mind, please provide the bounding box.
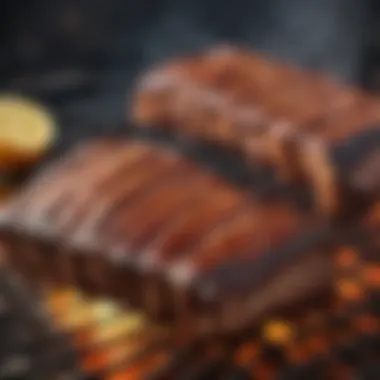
[0,139,334,338]
[131,46,380,216]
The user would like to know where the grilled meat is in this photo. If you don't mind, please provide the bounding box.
[131,46,380,216]
[0,139,333,338]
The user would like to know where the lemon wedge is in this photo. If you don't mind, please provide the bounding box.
[0,95,57,169]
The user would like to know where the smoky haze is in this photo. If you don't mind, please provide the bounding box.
[0,0,375,145]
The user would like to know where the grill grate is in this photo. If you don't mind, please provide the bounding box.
[2,260,380,380]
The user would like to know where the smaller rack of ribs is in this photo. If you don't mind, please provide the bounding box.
[0,138,336,339]
[131,46,380,216]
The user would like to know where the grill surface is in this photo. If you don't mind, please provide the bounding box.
[1,251,380,380]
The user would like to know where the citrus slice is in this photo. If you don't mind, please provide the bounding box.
[0,95,57,169]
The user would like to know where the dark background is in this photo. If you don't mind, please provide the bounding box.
[0,0,379,150]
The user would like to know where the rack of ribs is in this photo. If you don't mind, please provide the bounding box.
[0,138,335,340]
[131,46,380,217]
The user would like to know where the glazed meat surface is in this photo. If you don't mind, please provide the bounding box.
[131,46,380,216]
[0,139,332,337]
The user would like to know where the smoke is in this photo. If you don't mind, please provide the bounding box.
[0,0,375,144]
[136,0,370,81]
